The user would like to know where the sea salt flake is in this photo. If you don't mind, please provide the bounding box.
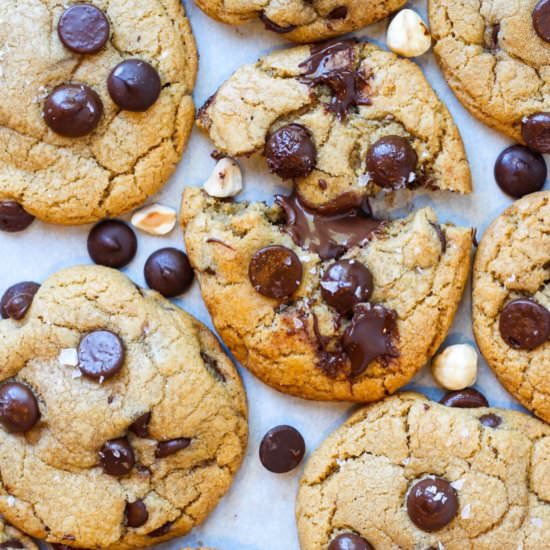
[531,517,543,528]
[59,348,78,367]
[461,503,471,519]
[7,496,15,507]
[451,479,465,490]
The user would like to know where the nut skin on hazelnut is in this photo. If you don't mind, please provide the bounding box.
[203,157,243,198]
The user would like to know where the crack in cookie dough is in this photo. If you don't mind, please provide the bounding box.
[0,266,248,549]
[0,516,38,549]
[296,392,550,549]
[0,0,197,225]
[473,191,550,423]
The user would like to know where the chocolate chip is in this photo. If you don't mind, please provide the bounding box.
[248,245,302,300]
[259,12,296,33]
[407,477,458,532]
[328,533,373,550]
[439,388,488,408]
[125,499,149,528]
[327,6,348,19]
[342,303,399,377]
[147,521,173,537]
[259,425,305,473]
[499,298,550,350]
[480,413,502,428]
[129,412,151,438]
[201,351,226,382]
[44,84,103,137]
[87,220,137,268]
[366,136,418,189]
[0,540,25,549]
[0,381,40,433]
[1,282,40,320]
[265,124,317,179]
[0,201,34,233]
[321,260,373,314]
[52,545,93,550]
[494,145,547,198]
[99,437,135,476]
[522,112,550,153]
[155,438,191,458]
[58,4,110,54]
[78,330,125,380]
[108,59,161,112]
[144,248,194,297]
[533,0,550,42]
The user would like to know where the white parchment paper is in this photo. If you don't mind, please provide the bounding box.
[2,1,546,549]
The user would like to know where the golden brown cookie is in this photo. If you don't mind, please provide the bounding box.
[473,191,550,422]
[0,517,38,550]
[297,392,550,549]
[0,266,247,549]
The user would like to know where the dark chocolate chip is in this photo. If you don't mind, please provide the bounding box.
[248,245,302,300]
[0,541,25,549]
[320,260,373,314]
[522,112,550,153]
[147,521,173,537]
[328,533,373,550]
[0,201,34,233]
[51,544,93,550]
[58,4,110,54]
[87,220,137,268]
[265,124,317,179]
[533,0,550,42]
[144,248,194,297]
[259,425,305,473]
[480,413,502,428]
[259,12,296,33]
[108,59,161,112]
[155,438,191,458]
[99,437,135,476]
[44,84,103,137]
[406,477,458,532]
[78,330,125,380]
[125,499,149,528]
[499,298,550,350]
[494,145,547,198]
[0,381,40,433]
[0,282,40,320]
[129,412,151,438]
[439,388,488,408]
[327,6,348,19]
[201,351,226,382]
[366,136,418,189]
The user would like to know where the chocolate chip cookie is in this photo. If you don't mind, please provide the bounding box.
[473,191,550,422]
[194,0,406,43]
[297,392,550,549]
[197,40,471,210]
[429,0,550,149]
[0,0,197,225]
[0,266,247,549]
[0,518,38,550]
[181,188,473,401]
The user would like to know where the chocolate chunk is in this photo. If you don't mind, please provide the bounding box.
[108,59,161,112]
[328,533,373,550]
[99,437,135,476]
[276,192,383,261]
[321,260,373,314]
[259,425,305,473]
[439,388,488,408]
[147,521,173,537]
[521,113,550,153]
[327,6,348,19]
[58,4,110,54]
[485,23,500,50]
[144,248,194,297]
[533,0,550,42]
[499,298,550,350]
[248,245,302,299]
[407,477,458,532]
[0,540,25,549]
[342,303,399,378]
[129,412,151,438]
[265,124,317,179]
[1,282,40,320]
[430,222,447,253]
[480,413,502,428]
[87,220,137,268]
[0,201,34,232]
[125,499,149,528]
[366,136,418,189]
[44,84,103,137]
[155,437,191,458]
[201,351,226,382]
[0,382,40,433]
[78,330,125,380]
[259,12,296,33]
[494,145,547,198]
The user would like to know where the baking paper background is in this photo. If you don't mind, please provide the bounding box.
[2,1,547,549]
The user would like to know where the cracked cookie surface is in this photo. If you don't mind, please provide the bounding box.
[0,0,197,225]
[181,188,472,401]
[194,0,406,43]
[473,191,550,422]
[296,392,550,549]
[429,0,550,142]
[0,265,247,549]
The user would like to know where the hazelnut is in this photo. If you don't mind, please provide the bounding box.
[386,9,432,58]
[131,204,176,236]
[432,344,478,391]
[203,157,243,198]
